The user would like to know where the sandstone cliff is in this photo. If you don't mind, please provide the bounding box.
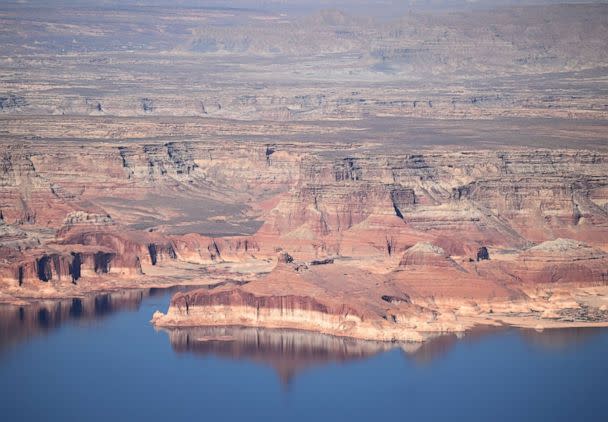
[2,140,608,335]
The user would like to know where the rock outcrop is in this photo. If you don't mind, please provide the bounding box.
[504,239,608,285]
[153,250,495,341]
[2,1,608,340]
[3,139,608,338]
[398,243,460,269]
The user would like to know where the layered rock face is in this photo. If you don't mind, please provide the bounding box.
[161,289,366,337]
[504,239,608,285]
[0,241,143,288]
[1,3,607,122]
[1,1,608,339]
[0,141,300,232]
[4,142,606,255]
[259,149,608,258]
[155,238,608,341]
[153,258,437,342]
[150,146,608,339]
[2,140,608,337]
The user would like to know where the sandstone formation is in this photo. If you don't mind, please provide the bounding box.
[505,239,608,285]
[153,243,608,341]
[3,138,608,338]
[1,1,608,342]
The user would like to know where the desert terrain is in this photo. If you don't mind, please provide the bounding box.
[1,0,608,343]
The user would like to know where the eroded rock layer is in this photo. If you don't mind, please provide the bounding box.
[2,136,608,339]
[1,2,608,338]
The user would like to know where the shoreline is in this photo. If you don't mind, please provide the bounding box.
[152,317,608,344]
[3,279,608,345]
[151,308,608,344]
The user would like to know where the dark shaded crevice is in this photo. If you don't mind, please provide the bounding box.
[335,158,362,182]
[477,246,490,261]
[208,241,221,261]
[392,203,404,219]
[452,183,476,201]
[17,265,24,286]
[389,187,415,219]
[572,202,582,225]
[381,294,411,304]
[148,243,158,265]
[118,146,129,168]
[70,252,82,283]
[135,256,143,274]
[386,237,394,256]
[265,145,275,164]
[141,98,153,113]
[36,255,52,282]
[94,252,113,274]
[166,244,177,259]
[310,258,334,266]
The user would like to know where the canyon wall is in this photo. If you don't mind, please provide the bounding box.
[2,140,608,293]
[1,0,607,338]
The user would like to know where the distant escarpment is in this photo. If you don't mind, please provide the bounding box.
[2,4,608,122]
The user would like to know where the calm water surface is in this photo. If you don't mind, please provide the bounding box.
[1,288,607,421]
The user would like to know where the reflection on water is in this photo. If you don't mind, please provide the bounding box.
[1,288,607,382]
[1,293,606,421]
[518,327,604,351]
[0,287,183,352]
[160,324,608,383]
[163,326,398,385]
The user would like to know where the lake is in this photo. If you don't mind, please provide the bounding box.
[1,288,607,421]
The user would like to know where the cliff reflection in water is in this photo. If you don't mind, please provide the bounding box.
[163,325,608,383]
[163,326,402,384]
[518,327,606,351]
[2,287,605,381]
[0,288,177,352]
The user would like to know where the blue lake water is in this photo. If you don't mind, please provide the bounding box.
[1,288,607,422]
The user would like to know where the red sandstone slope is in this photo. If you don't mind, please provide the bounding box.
[2,143,608,337]
[503,239,608,285]
[154,238,608,340]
